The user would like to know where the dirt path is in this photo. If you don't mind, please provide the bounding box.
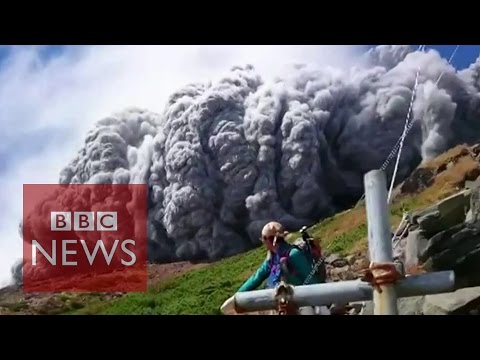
[147,261,209,286]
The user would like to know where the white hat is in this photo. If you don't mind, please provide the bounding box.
[261,221,285,244]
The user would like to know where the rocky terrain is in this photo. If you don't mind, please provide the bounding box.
[0,261,207,315]
[3,143,480,315]
[233,142,480,315]
[352,143,480,315]
[321,248,480,315]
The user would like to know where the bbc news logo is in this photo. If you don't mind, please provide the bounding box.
[23,184,147,293]
[51,211,118,232]
[33,212,136,267]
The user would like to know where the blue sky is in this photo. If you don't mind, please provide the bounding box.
[0,45,66,68]
[421,45,480,69]
[1,45,479,70]
[1,44,478,175]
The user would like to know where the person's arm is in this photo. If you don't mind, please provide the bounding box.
[288,248,315,284]
[238,260,270,292]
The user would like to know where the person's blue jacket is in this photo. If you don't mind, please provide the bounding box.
[238,242,322,292]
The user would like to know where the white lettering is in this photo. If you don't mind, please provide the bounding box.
[51,212,71,231]
[62,240,77,266]
[32,240,56,265]
[31,238,137,268]
[121,239,136,266]
[81,239,119,265]
[74,212,94,231]
[97,212,117,231]
[50,212,118,231]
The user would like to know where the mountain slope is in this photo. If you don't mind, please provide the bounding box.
[78,143,480,315]
[2,143,479,315]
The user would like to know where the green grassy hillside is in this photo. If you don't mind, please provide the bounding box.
[76,144,479,315]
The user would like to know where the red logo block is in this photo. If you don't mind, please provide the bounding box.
[23,184,148,293]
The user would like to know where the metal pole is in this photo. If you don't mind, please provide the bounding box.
[233,271,455,312]
[364,169,398,315]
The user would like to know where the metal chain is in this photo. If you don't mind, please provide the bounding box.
[393,223,409,248]
[387,65,421,203]
[303,254,326,286]
[354,45,461,208]
[292,45,462,310]
[391,212,408,240]
[303,212,409,286]
[435,45,460,86]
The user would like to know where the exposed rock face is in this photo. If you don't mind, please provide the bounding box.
[400,168,435,194]
[324,253,369,283]
[407,183,480,291]
[330,266,356,281]
[361,288,480,315]
[423,287,480,315]
[410,190,471,237]
[366,166,480,315]
[404,229,428,274]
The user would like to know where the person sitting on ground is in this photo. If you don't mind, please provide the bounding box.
[220,221,328,315]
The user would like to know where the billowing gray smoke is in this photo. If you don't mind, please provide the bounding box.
[13,46,480,282]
